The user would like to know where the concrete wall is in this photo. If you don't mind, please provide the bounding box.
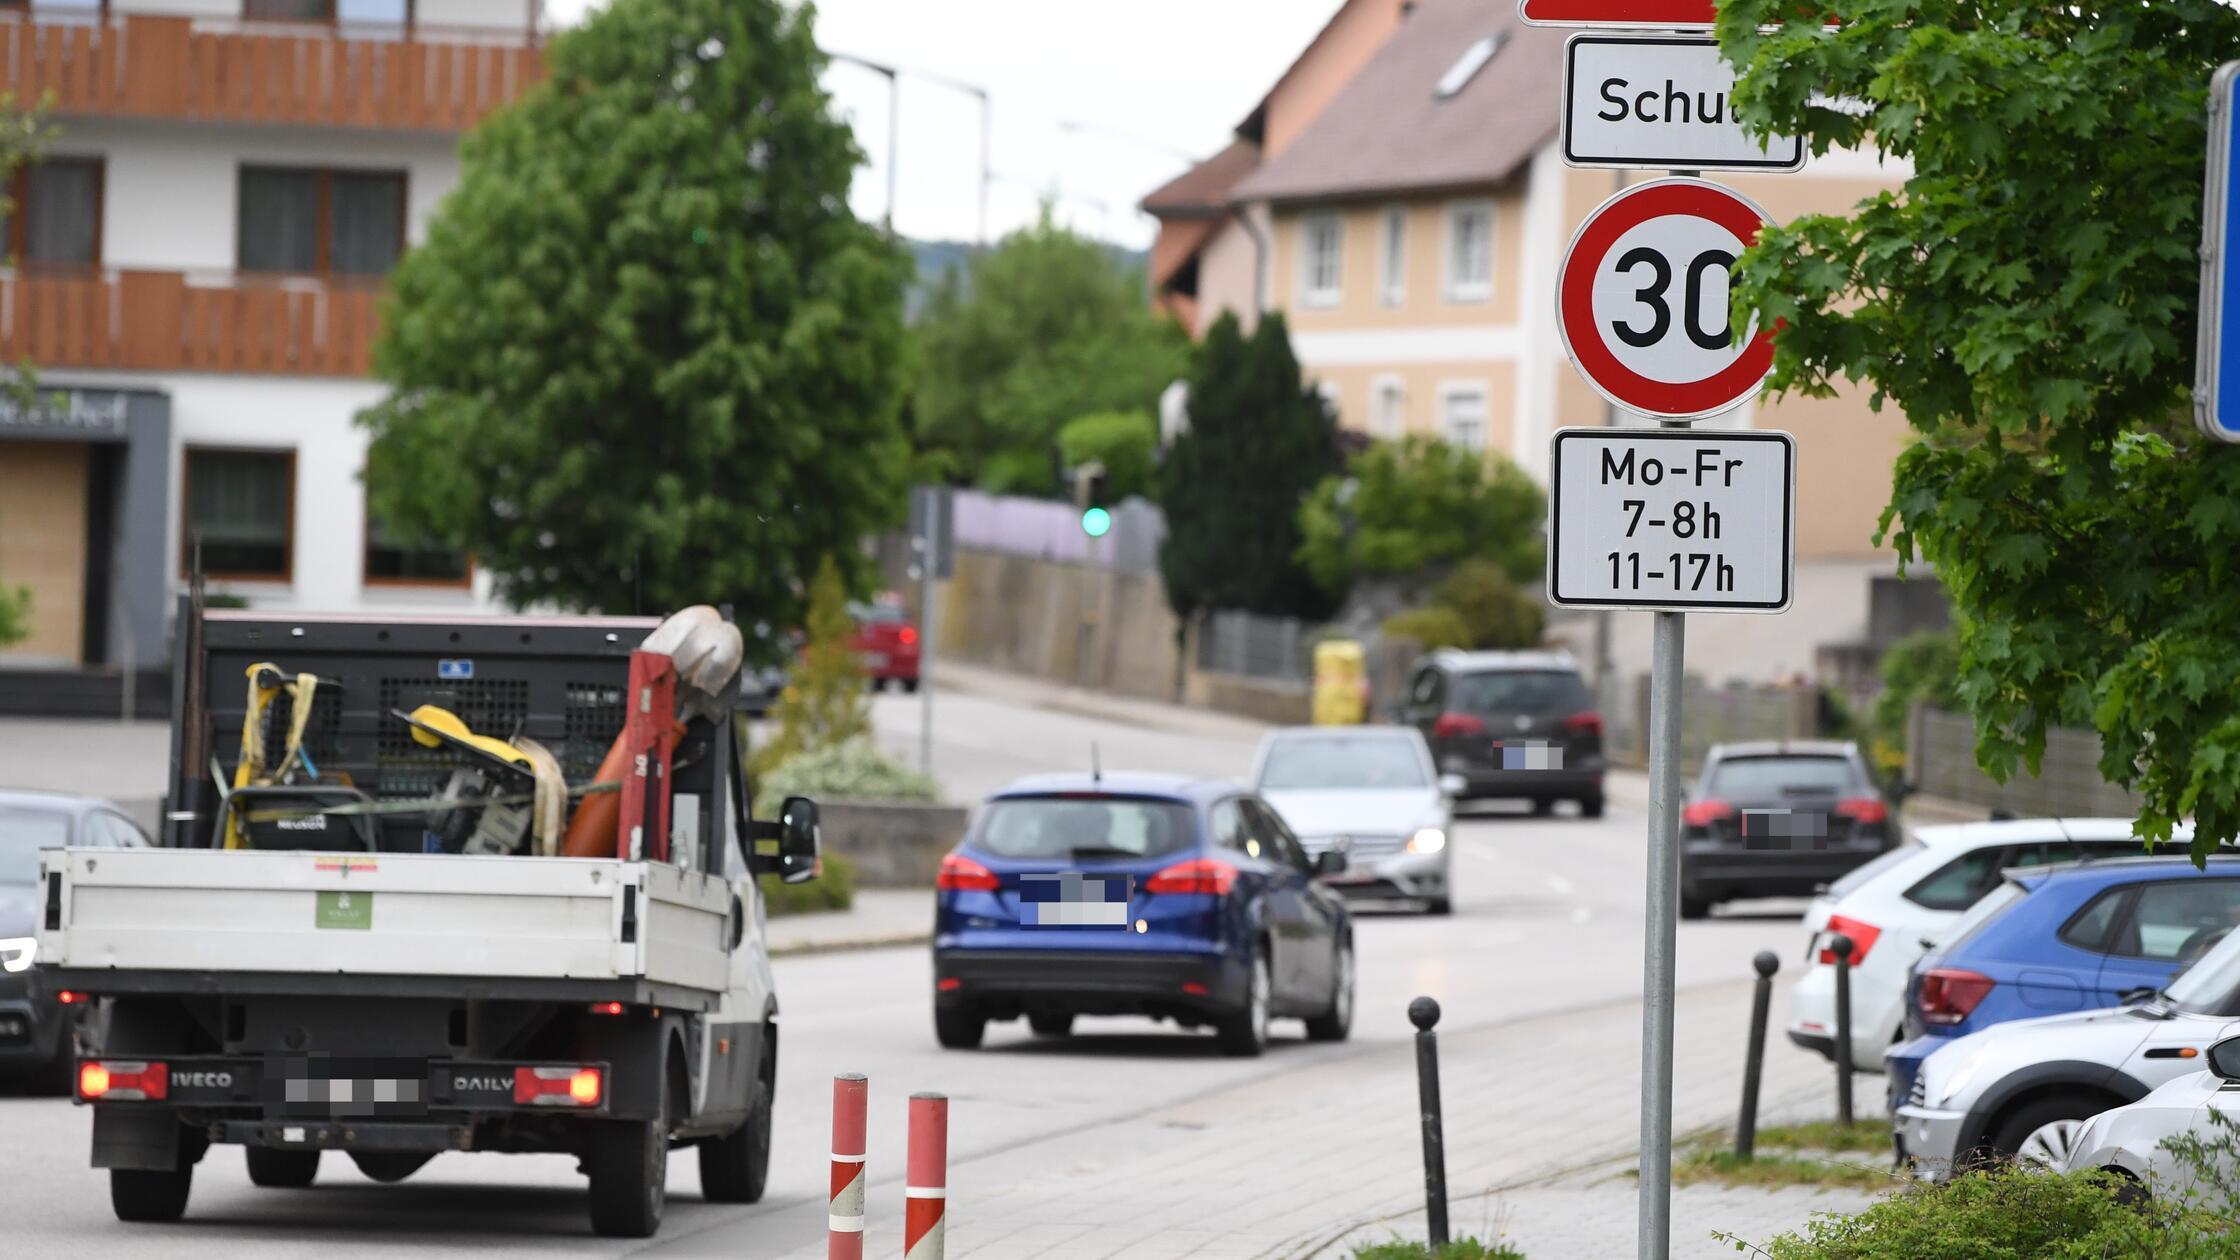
[934,547,1182,703]
[1907,705,2142,819]
[820,801,970,888]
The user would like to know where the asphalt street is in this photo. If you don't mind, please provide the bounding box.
[0,674,1837,1258]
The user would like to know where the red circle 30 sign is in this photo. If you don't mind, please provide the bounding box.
[1556,178,1775,420]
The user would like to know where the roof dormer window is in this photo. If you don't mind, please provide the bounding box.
[1435,32,1505,100]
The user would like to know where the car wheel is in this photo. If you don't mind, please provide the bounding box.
[1680,894,1712,920]
[110,1166,193,1223]
[350,1152,434,1183]
[245,1147,320,1188]
[934,1006,986,1050]
[1027,1013,1074,1037]
[1216,946,1271,1057]
[699,1060,772,1204]
[869,677,888,692]
[1994,1096,2104,1166]
[902,677,921,694]
[586,1062,668,1238]
[1580,792,1606,819]
[1423,897,1452,916]
[1304,940,1354,1043]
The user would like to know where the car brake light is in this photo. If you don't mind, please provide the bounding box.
[1835,797,1888,824]
[514,1066,602,1107]
[1818,914,1883,966]
[1562,712,1603,736]
[78,1059,166,1102]
[899,626,918,647]
[1145,858,1237,896]
[1433,713,1486,739]
[1682,800,1735,828]
[1918,968,1996,1026]
[936,853,999,892]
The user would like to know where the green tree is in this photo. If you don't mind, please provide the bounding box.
[1297,435,1544,593]
[357,0,907,626]
[751,556,867,776]
[1430,559,1546,651]
[1056,410,1157,501]
[912,213,1187,492]
[1718,0,2240,861]
[1159,312,1343,620]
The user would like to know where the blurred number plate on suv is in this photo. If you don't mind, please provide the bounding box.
[1020,873,1131,928]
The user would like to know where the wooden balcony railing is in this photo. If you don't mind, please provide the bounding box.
[0,13,541,131]
[0,268,380,377]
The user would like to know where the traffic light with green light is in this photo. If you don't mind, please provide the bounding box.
[1072,461,1110,538]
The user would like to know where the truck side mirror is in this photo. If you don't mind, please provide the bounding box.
[776,796,821,886]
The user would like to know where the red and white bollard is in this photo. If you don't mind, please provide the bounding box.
[903,1092,948,1260]
[829,1074,868,1260]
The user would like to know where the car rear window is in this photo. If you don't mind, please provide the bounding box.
[1450,670,1589,716]
[1704,755,1862,800]
[0,809,71,885]
[1259,736,1428,791]
[850,602,908,625]
[1827,840,1923,899]
[970,797,1196,862]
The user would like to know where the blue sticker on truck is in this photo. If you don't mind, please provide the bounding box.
[438,659,474,680]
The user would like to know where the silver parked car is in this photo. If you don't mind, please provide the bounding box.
[1895,924,2240,1177]
[2,790,151,1088]
[1251,726,1455,915]
[2060,1039,2240,1199]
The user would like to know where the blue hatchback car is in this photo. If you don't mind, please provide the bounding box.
[1886,856,2240,1106]
[931,774,1354,1057]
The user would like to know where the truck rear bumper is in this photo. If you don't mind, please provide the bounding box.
[41,968,719,1013]
[78,1053,619,1120]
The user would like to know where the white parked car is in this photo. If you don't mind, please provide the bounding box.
[1252,726,1455,915]
[1787,818,2184,1069]
[2060,1038,2240,1201]
[1894,925,2240,1178]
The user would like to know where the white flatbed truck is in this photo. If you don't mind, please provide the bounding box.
[35,608,820,1238]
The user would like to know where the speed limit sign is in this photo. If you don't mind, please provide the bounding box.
[1556,178,1774,419]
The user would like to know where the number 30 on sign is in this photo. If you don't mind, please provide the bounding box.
[1556,178,1775,420]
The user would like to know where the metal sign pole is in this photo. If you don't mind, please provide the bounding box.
[918,492,941,779]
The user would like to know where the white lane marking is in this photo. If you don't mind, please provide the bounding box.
[1545,874,1575,897]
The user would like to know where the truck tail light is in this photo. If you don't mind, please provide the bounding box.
[514,1066,602,1107]
[1145,858,1236,896]
[1818,914,1883,966]
[1682,799,1735,828]
[936,853,999,892]
[587,1001,626,1016]
[1835,797,1888,824]
[1918,968,1996,1026]
[1432,713,1486,740]
[79,1059,167,1102]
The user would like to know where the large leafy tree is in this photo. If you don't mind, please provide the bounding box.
[1719,0,2240,860]
[911,213,1188,495]
[1295,435,1544,595]
[1159,312,1342,621]
[359,0,908,625]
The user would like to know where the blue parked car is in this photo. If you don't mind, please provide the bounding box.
[931,773,1354,1057]
[1887,856,2240,1106]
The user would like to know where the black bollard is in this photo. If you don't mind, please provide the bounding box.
[1736,950,1780,1159]
[1409,996,1449,1248]
[1831,933,1855,1128]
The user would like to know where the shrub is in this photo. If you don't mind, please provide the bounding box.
[752,736,941,819]
[759,850,857,916]
[1383,606,1472,653]
[751,556,868,777]
[0,583,30,648]
[1432,560,1545,651]
[1057,409,1158,501]
[1352,1237,1524,1260]
[1752,1169,2185,1260]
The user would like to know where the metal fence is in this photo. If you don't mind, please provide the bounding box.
[1195,609,1313,684]
[1908,706,2143,818]
[1599,672,1811,769]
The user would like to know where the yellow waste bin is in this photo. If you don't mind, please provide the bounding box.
[1312,639,1366,726]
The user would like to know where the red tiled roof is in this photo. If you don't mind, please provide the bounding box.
[1232,0,1564,204]
[1140,139,1263,217]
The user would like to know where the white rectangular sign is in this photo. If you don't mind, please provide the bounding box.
[1547,427,1795,612]
[1561,35,1804,172]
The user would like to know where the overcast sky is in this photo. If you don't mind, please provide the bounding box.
[538,0,1346,248]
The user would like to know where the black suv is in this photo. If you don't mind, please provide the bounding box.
[1680,741,1892,918]
[1401,650,1605,817]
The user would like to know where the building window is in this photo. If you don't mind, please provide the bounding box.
[239,166,406,277]
[1445,200,1493,302]
[4,157,103,268]
[184,449,294,580]
[1440,385,1488,454]
[1379,206,1406,307]
[1299,212,1342,307]
[245,0,413,23]
[365,507,470,587]
[1372,377,1406,439]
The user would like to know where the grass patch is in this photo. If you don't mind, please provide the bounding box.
[1353,1238,1526,1260]
[1750,1118,1894,1155]
[1672,1148,1892,1192]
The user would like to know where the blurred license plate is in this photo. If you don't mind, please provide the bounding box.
[1020,872,1131,928]
[862,652,889,669]
[1493,740,1563,771]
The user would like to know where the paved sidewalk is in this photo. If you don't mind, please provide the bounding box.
[765,889,930,956]
[935,661,1275,744]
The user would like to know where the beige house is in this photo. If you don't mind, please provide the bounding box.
[1148,0,1920,681]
